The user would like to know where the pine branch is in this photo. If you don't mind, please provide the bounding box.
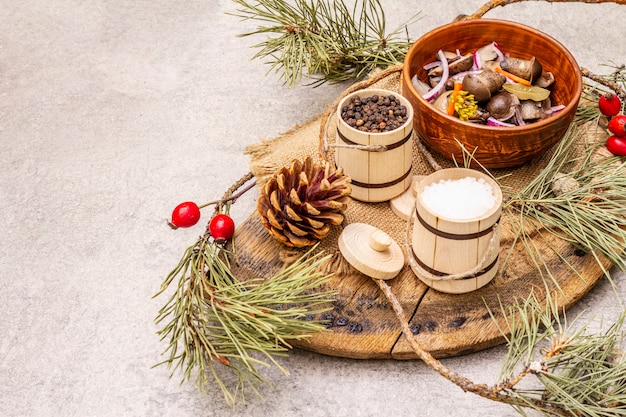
[505,111,626,272]
[376,274,626,416]
[582,65,626,102]
[153,234,336,406]
[229,0,421,86]
[495,292,626,416]
[461,0,626,21]
[375,279,576,416]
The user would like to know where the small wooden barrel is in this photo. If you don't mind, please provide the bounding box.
[409,168,502,294]
[335,88,414,202]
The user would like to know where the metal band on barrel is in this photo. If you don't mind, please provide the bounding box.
[350,167,412,189]
[411,247,499,279]
[415,208,501,240]
[336,128,413,151]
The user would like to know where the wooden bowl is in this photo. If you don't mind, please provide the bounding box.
[401,19,582,169]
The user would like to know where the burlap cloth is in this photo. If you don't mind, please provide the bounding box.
[245,65,599,276]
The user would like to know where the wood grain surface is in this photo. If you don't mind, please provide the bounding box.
[236,63,610,361]
[229,206,611,360]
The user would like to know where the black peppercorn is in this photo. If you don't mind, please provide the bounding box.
[321,313,335,328]
[347,322,363,333]
[335,317,349,326]
[341,94,408,133]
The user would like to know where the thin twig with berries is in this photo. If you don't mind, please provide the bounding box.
[154,173,336,406]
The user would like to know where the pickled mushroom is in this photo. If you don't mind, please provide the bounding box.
[461,69,506,102]
[535,72,555,89]
[473,42,504,69]
[432,90,454,114]
[519,99,551,121]
[485,92,520,120]
[475,42,501,62]
[428,54,474,77]
[411,74,431,96]
[500,56,543,83]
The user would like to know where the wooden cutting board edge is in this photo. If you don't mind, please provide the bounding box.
[229,210,612,360]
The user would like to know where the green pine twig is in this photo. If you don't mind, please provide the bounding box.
[229,0,421,86]
[493,291,626,416]
[504,96,626,273]
[153,236,336,406]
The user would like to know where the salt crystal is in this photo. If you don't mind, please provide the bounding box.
[420,176,496,219]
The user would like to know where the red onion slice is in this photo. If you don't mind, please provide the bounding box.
[550,104,566,113]
[450,70,483,82]
[487,117,516,127]
[423,61,440,71]
[473,51,482,70]
[493,42,505,61]
[513,107,526,126]
[422,50,449,102]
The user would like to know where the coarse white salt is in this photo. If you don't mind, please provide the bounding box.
[420,176,496,219]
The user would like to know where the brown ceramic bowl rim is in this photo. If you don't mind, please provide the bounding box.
[402,19,582,132]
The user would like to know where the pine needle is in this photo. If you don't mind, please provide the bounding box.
[229,0,421,86]
[505,109,626,272]
[153,237,336,406]
[494,291,626,416]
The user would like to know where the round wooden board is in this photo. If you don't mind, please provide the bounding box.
[229,207,611,360]
[236,69,613,360]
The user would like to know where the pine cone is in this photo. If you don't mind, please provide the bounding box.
[257,156,351,247]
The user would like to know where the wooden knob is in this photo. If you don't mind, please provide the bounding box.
[369,229,391,252]
[338,223,404,280]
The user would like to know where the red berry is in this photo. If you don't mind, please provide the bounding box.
[209,214,235,243]
[608,115,626,137]
[169,202,201,229]
[606,135,626,156]
[598,93,622,117]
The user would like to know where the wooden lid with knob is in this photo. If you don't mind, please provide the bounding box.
[338,223,405,280]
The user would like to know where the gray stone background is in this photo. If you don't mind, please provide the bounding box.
[1,1,625,416]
